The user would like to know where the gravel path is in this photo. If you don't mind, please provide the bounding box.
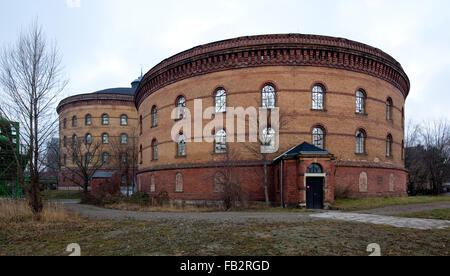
[361,202,450,215]
[61,202,450,230]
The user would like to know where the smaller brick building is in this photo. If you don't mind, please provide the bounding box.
[273,142,335,209]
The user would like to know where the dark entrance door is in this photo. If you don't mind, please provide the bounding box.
[306,177,324,209]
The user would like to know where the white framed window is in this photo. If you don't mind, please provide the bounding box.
[85,134,92,145]
[121,115,128,126]
[356,130,366,154]
[176,96,186,120]
[102,133,109,144]
[85,114,92,126]
[215,129,227,153]
[102,152,109,164]
[102,114,109,125]
[121,134,128,145]
[177,134,186,157]
[262,85,276,109]
[386,98,393,121]
[312,85,325,110]
[262,127,276,151]
[386,135,393,157]
[356,90,366,114]
[312,127,325,149]
[215,89,227,113]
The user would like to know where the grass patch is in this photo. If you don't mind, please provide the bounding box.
[333,196,450,212]
[0,198,82,223]
[1,214,448,256]
[396,209,450,220]
[41,190,83,201]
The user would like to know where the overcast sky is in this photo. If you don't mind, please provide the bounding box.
[0,0,449,122]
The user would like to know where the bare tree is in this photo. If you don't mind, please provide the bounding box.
[62,137,104,195]
[0,20,68,214]
[211,146,246,210]
[241,111,293,207]
[110,129,138,197]
[42,138,60,189]
[405,119,450,195]
[421,119,450,194]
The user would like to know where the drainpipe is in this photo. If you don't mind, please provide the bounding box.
[281,159,284,208]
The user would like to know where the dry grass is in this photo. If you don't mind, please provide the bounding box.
[334,196,450,212]
[0,198,80,223]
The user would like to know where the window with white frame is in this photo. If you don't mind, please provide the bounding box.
[312,127,325,149]
[215,129,227,153]
[177,134,186,157]
[386,98,393,121]
[356,90,366,114]
[262,85,276,109]
[152,106,158,127]
[85,134,92,145]
[121,115,128,126]
[176,96,186,120]
[261,127,276,151]
[102,133,109,144]
[175,173,183,193]
[102,114,109,125]
[356,130,366,154]
[215,89,227,113]
[121,134,128,145]
[312,85,325,110]
[386,135,393,157]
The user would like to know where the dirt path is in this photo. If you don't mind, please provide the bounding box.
[361,202,450,215]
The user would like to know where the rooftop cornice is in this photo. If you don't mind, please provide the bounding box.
[135,33,410,108]
[57,93,134,114]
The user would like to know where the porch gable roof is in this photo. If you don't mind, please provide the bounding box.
[273,142,332,163]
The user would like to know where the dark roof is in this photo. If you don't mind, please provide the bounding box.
[92,87,136,96]
[92,171,115,179]
[274,142,332,162]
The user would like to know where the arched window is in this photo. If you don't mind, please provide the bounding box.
[121,153,127,164]
[152,106,158,127]
[356,90,366,114]
[85,114,92,126]
[262,84,276,109]
[402,108,405,129]
[177,133,186,157]
[102,114,109,125]
[63,136,67,147]
[176,96,186,120]
[102,152,109,164]
[152,139,158,161]
[150,174,156,193]
[121,134,128,145]
[63,118,67,129]
[102,133,109,144]
[262,127,276,151]
[306,164,323,174]
[386,134,393,157]
[139,115,143,135]
[85,134,92,145]
[139,145,143,164]
[215,129,227,153]
[63,155,67,166]
[386,98,393,121]
[85,153,92,164]
[215,89,227,113]
[72,116,77,127]
[312,127,325,149]
[120,115,128,126]
[356,129,366,154]
[175,173,184,193]
[312,85,325,110]
[72,135,77,145]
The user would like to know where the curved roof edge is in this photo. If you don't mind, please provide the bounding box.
[135,33,410,108]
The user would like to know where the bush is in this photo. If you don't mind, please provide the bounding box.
[153,190,170,206]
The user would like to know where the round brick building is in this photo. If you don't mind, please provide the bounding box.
[135,34,410,208]
[58,78,141,190]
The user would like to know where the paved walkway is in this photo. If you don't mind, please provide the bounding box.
[60,202,450,230]
[362,202,450,216]
[310,212,450,230]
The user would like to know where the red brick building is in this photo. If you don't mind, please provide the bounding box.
[134,34,410,209]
